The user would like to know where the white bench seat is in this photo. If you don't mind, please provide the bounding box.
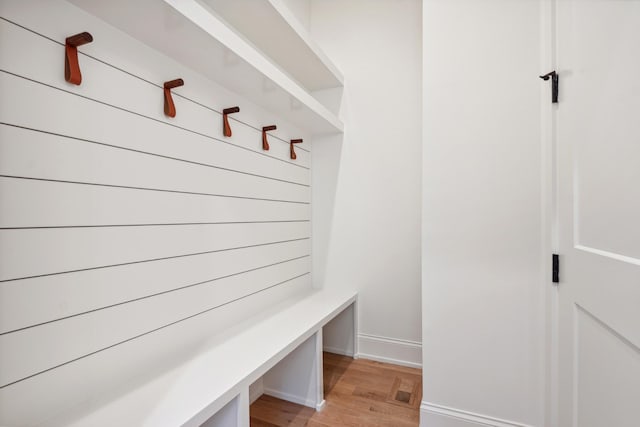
[45,289,357,427]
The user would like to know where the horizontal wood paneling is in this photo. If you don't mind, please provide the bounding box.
[0,238,311,334]
[0,73,310,185]
[0,222,310,282]
[0,176,310,227]
[0,275,311,427]
[0,256,311,387]
[0,80,310,202]
[0,0,314,422]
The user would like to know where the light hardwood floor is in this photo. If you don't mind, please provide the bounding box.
[250,352,422,426]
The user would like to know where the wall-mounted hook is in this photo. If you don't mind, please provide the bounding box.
[262,125,277,150]
[539,71,559,103]
[65,32,93,85]
[290,139,303,160]
[223,107,240,137]
[163,79,184,118]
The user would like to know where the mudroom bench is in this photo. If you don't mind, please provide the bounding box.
[50,289,357,427]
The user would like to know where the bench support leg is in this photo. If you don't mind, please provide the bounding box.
[237,387,250,427]
[314,329,326,411]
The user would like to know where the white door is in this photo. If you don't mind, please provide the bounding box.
[555,1,640,426]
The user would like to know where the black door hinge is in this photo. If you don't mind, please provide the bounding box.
[552,254,560,283]
[539,71,559,103]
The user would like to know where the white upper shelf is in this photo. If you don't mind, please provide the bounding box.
[69,0,343,134]
[201,0,344,92]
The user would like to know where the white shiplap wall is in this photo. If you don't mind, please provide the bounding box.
[0,1,312,425]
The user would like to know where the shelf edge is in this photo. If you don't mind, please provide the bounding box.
[166,0,343,134]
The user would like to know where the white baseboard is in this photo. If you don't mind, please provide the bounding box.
[322,345,354,357]
[263,388,318,410]
[420,401,536,427]
[356,333,422,368]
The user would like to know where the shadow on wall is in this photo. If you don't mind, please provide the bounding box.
[311,87,349,289]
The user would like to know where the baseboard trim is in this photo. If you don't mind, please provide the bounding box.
[420,401,535,427]
[322,345,354,357]
[263,388,317,410]
[356,352,422,369]
[357,333,422,368]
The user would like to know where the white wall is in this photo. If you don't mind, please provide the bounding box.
[422,1,545,427]
[0,1,312,424]
[310,0,423,367]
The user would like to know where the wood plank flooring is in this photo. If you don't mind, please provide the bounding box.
[250,352,421,426]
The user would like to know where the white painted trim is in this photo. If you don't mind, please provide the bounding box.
[539,1,558,426]
[420,401,536,427]
[575,245,640,266]
[237,388,250,427]
[357,333,422,368]
[268,0,344,84]
[322,345,354,357]
[357,353,421,369]
[315,399,326,412]
[263,388,316,409]
[164,0,344,133]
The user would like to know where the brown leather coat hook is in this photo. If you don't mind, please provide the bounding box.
[262,125,277,150]
[290,139,303,160]
[223,107,240,137]
[65,32,93,85]
[163,79,184,118]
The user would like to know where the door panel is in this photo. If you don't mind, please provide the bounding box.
[575,306,640,427]
[556,0,640,426]
[570,0,640,260]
